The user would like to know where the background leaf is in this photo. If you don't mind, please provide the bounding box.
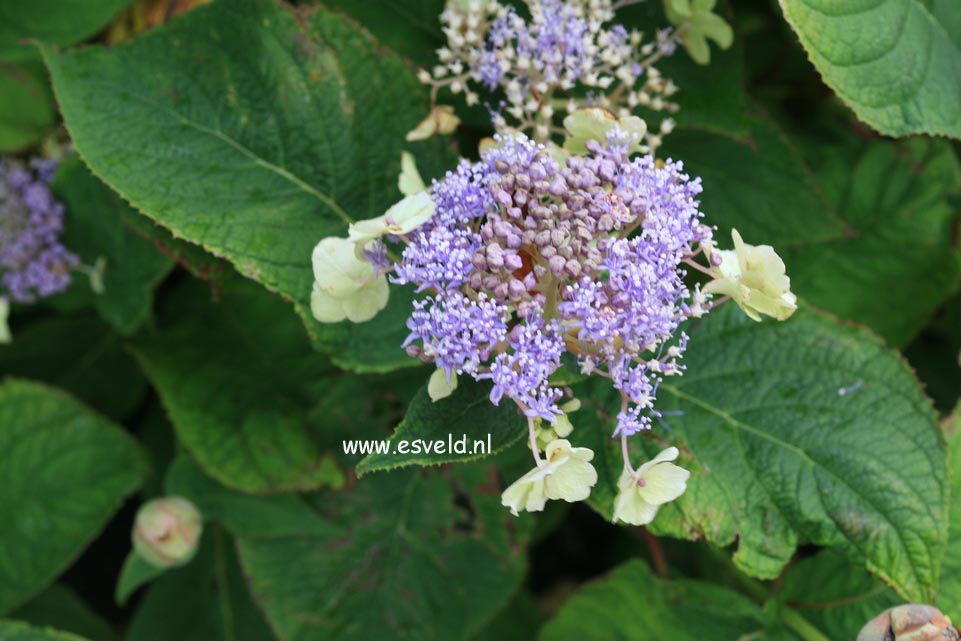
[776,551,900,641]
[126,529,276,641]
[132,277,348,494]
[572,304,947,601]
[0,621,94,641]
[356,378,526,476]
[663,113,961,346]
[778,0,961,139]
[42,0,454,371]
[0,380,148,614]
[12,585,117,641]
[50,155,174,335]
[539,559,781,640]
[0,312,148,422]
[167,456,529,641]
[0,0,135,61]
[0,59,55,152]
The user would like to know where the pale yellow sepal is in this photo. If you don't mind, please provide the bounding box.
[428,368,458,401]
[399,151,426,196]
[348,191,437,246]
[563,108,646,155]
[406,105,460,142]
[502,439,597,516]
[703,229,797,322]
[612,446,690,526]
[310,237,390,324]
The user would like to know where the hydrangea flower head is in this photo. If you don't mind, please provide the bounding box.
[417,0,679,148]
[309,111,795,518]
[0,157,77,305]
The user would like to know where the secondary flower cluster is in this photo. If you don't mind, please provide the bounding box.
[310,108,796,522]
[0,157,77,342]
[413,0,679,148]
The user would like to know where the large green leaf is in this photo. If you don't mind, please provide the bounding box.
[663,115,961,346]
[0,313,147,422]
[0,380,148,614]
[0,60,55,151]
[539,559,781,641]
[126,530,276,641]
[132,277,349,494]
[356,378,527,476]
[572,305,946,601]
[0,0,134,61]
[778,0,961,139]
[42,0,452,371]
[167,456,528,641]
[51,155,174,335]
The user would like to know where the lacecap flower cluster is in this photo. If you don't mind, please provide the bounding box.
[0,157,77,343]
[311,109,797,523]
[412,0,681,149]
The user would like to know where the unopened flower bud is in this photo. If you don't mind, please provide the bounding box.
[857,605,959,641]
[132,497,203,568]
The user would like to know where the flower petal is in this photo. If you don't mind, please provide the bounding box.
[639,462,690,506]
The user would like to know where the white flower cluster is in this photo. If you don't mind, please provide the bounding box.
[416,0,679,148]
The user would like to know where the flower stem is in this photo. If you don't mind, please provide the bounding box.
[778,605,832,641]
[706,547,830,641]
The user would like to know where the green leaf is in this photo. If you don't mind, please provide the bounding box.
[617,0,750,138]
[662,114,961,346]
[126,529,276,641]
[50,155,174,335]
[778,0,961,139]
[0,312,148,422]
[114,552,166,606]
[356,378,526,476]
[776,551,900,641]
[0,59,55,152]
[119,210,232,284]
[0,380,149,614]
[132,276,351,494]
[473,591,543,641]
[539,559,779,640]
[167,456,528,641]
[0,0,135,61]
[936,406,961,621]
[42,0,453,371]
[12,585,117,641]
[789,136,961,347]
[0,621,93,641]
[573,304,947,601]
[323,0,444,68]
